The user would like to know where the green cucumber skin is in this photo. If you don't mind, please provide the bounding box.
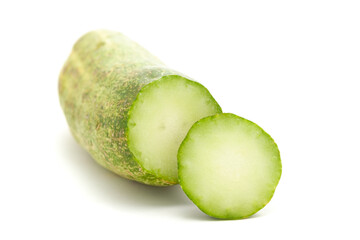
[59,30,182,186]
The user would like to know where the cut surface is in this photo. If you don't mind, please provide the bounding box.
[127,75,222,183]
[178,113,281,219]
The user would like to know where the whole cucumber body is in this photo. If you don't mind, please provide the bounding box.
[59,30,221,186]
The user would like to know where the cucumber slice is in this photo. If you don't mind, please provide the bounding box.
[178,113,282,219]
[127,75,222,183]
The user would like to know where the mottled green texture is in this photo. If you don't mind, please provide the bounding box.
[59,30,186,186]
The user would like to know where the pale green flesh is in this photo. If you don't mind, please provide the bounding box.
[178,113,281,219]
[127,75,222,183]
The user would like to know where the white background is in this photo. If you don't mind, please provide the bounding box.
[1,0,359,239]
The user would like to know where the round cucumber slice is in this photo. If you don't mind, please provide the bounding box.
[127,75,222,183]
[178,113,282,219]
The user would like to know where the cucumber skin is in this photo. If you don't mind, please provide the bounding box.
[59,30,182,186]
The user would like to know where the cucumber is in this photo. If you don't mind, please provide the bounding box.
[178,113,282,219]
[59,30,222,186]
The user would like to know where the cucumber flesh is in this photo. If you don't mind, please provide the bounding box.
[127,75,222,183]
[178,113,282,219]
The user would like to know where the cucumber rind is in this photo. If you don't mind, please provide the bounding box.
[178,113,282,219]
[126,75,222,184]
[59,30,176,186]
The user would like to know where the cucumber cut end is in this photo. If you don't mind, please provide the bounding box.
[127,75,222,183]
[178,113,282,219]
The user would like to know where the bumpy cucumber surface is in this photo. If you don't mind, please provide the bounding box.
[59,30,221,186]
[178,113,282,219]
